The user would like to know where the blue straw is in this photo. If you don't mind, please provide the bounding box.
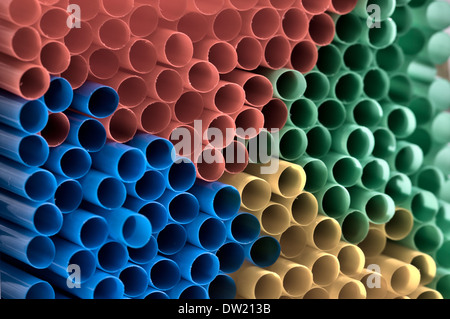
[127,235,158,265]
[70,81,119,119]
[58,209,108,250]
[156,222,187,255]
[44,143,92,179]
[90,142,147,183]
[215,241,245,274]
[0,189,62,236]
[40,77,73,113]
[115,262,149,298]
[157,189,199,224]
[93,239,129,273]
[160,157,197,192]
[206,273,237,299]
[0,157,56,202]
[167,279,209,299]
[125,169,166,201]
[0,89,48,134]
[143,254,181,291]
[188,180,241,220]
[185,212,227,251]
[138,288,169,299]
[0,219,55,269]
[224,212,261,245]
[52,175,83,214]
[243,235,281,268]
[124,197,168,234]
[65,111,106,152]
[0,123,49,167]
[126,133,176,170]
[0,261,55,299]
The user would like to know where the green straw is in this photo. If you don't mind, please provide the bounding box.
[314,183,351,219]
[388,140,424,175]
[304,124,332,158]
[333,12,364,45]
[384,171,413,205]
[436,201,450,240]
[343,43,374,72]
[429,268,450,299]
[428,78,450,112]
[408,96,435,126]
[381,103,417,139]
[375,43,405,73]
[295,156,328,193]
[317,99,346,130]
[329,71,363,103]
[278,124,308,162]
[321,152,363,187]
[303,71,330,102]
[407,61,437,84]
[347,98,383,129]
[336,210,370,245]
[358,157,390,191]
[400,186,439,223]
[433,145,450,175]
[354,0,396,21]
[372,127,397,159]
[331,124,375,159]
[431,112,450,145]
[286,98,318,130]
[316,44,343,76]
[391,4,413,36]
[363,68,390,100]
[400,221,444,254]
[261,68,307,102]
[411,165,445,195]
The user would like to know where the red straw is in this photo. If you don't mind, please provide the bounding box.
[99,0,134,18]
[60,54,89,89]
[195,146,226,182]
[308,12,335,46]
[261,98,288,132]
[176,11,208,43]
[240,7,281,40]
[144,65,184,103]
[133,98,172,135]
[36,6,71,39]
[222,140,249,175]
[147,29,194,68]
[229,36,263,71]
[261,35,292,70]
[202,80,245,114]
[68,0,100,21]
[64,21,93,55]
[280,7,309,42]
[125,4,159,37]
[99,106,138,143]
[177,59,220,93]
[0,21,41,61]
[39,39,71,75]
[171,90,204,124]
[289,39,318,73]
[0,0,42,26]
[328,0,358,14]
[231,105,265,140]
[194,39,238,74]
[83,46,119,80]
[300,0,331,15]
[207,8,242,41]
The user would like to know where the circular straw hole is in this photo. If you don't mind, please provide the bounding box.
[177,12,207,43]
[138,202,168,235]
[278,166,304,198]
[277,70,306,101]
[26,282,54,299]
[40,42,71,74]
[214,83,245,114]
[165,33,193,67]
[174,92,204,124]
[168,160,196,192]
[391,265,419,295]
[384,208,413,241]
[291,41,318,73]
[335,13,362,43]
[333,157,362,187]
[280,128,307,161]
[64,21,93,55]
[411,191,438,223]
[341,211,369,244]
[19,67,50,100]
[93,276,123,299]
[292,192,318,226]
[212,8,242,41]
[78,119,106,152]
[264,36,291,70]
[179,285,208,299]
[306,126,331,158]
[208,42,237,74]
[25,170,56,202]
[107,109,137,144]
[261,203,290,235]
[346,128,374,159]
[361,159,389,190]
[19,100,48,134]
[243,76,273,107]
[119,265,148,297]
[254,273,282,299]
[335,73,362,103]
[301,0,331,14]
[376,44,404,72]
[216,242,245,273]
[213,186,241,220]
[309,13,335,46]
[34,204,62,236]
[282,8,308,41]
[317,45,342,76]
[199,218,226,250]
[318,100,345,130]
[27,236,55,269]
[338,246,364,276]
[117,149,145,182]
[117,76,147,108]
[97,178,126,209]
[191,253,219,285]
[101,0,133,17]
[312,254,339,286]
[19,135,48,167]
[122,215,152,248]
[53,179,83,213]
[279,225,307,258]
[250,236,281,267]
[321,186,350,219]
[40,113,70,147]
[353,99,382,128]
[88,49,119,80]
[302,159,327,193]
[39,8,70,39]
[372,128,396,158]
[262,98,288,132]
[208,274,237,299]
[135,170,165,201]
[12,27,41,61]
[97,241,128,272]
[140,102,171,135]
[168,193,199,224]
[60,148,91,179]
[80,217,108,250]
[144,138,174,170]
[150,258,180,290]
[9,0,41,25]
[365,194,394,224]
[313,218,341,250]
[43,78,73,113]
[88,87,119,118]
[241,179,271,211]
[363,69,389,100]
[230,213,260,244]
[69,250,95,283]
[128,5,158,37]
[155,70,183,102]
[344,44,373,72]
[157,223,187,255]
[196,149,226,182]
[251,7,280,39]
[235,37,262,70]
[290,99,317,129]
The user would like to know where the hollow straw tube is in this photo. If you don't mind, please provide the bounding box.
[44,143,91,180]
[0,90,48,134]
[366,255,421,296]
[40,77,73,113]
[156,222,187,256]
[231,106,264,141]
[170,90,204,124]
[318,99,347,132]
[342,43,374,73]
[48,237,96,284]
[248,161,304,197]
[70,81,119,119]
[431,112,450,145]
[98,107,138,144]
[242,236,281,268]
[207,273,237,300]
[381,103,416,139]
[332,12,363,45]
[117,38,157,75]
[400,187,439,223]
[0,22,41,62]
[0,188,62,236]
[336,210,370,245]
[421,31,450,65]
[222,140,249,175]
[329,0,358,15]
[39,112,70,148]
[273,224,307,259]
[82,46,119,81]
[143,255,181,291]
[188,180,241,220]
[100,72,147,109]
[64,111,106,153]
[330,242,366,277]
[260,68,306,102]
[133,99,171,135]
[35,6,70,39]
[436,201,450,239]
[375,207,414,242]
[194,39,237,74]
[387,141,424,175]
[0,0,42,26]
[400,222,444,254]
[147,29,193,68]
[314,183,351,219]
[0,54,50,100]
[144,66,184,103]
[272,191,318,227]
[169,244,220,285]
[375,43,405,73]
[266,257,313,298]
[289,39,319,74]
[124,196,168,234]
[38,39,71,75]
[78,169,126,210]
[391,3,413,36]
[0,157,56,202]
[90,142,146,183]
[325,275,367,299]
[215,241,245,274]
[363,68,390,101]
[0,261,55,299]
[156,189,199,225]
[347,98,383,129]
[93,239,129,274]
[223,212,260,245]
[279,124,308,162]
[63,20,93,55]
[291,247,340,287]
[348,186,395,225]
[124,169,166,202]
[50,176,83,213]
[302,215,342,251]
[301,286,331,299]
[409,287,443,299]
[0,124,49,167]
[261,98,288,133]
[316,44,342,77]
[305,73,331,103]
[0,219,55,269]
[87,206,152,249]
[329,71,364,103]
[331,124,375,159]
[112,262,148,298]
[308,13,336,46]
[322,152,363,187]
[200,109,236,148]
[253,201,291,236]
[357,156,390,190]
[295,157,327,193]
[160,157,197,192]
[239,7,280,40]
[219,172,271,212]
[167,279,209,299]
[260,35,292,70]
[58,209,108,250]
[230,261,282,299]
[185,212,227,251]
[383,241,437,286]
[280,7,309,42]
[60,54,89,90]
[127,236,158,266]
[229,35,263,71]
[354,0,396,21]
